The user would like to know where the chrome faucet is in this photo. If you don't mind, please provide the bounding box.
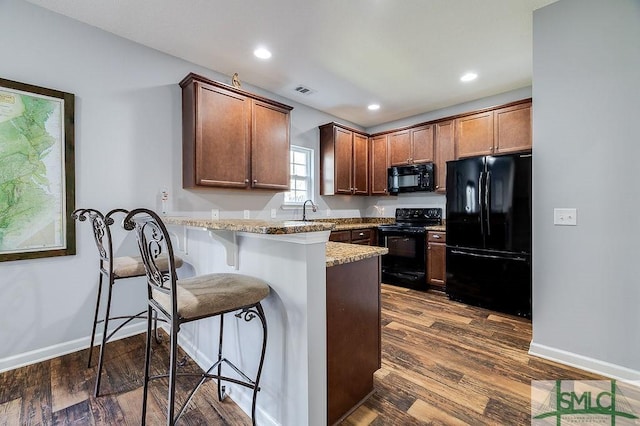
[302,199,317,221]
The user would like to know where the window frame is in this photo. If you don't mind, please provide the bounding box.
[283,145,314,207]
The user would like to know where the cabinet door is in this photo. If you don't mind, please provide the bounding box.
[427,242,446,289]
[455,111,494,159]
[434,120,455,193]
[335,127,354,194]
[251,100,290,190]
[494,102,532,154]
[370,135,389,195]
[427,231,446,290]
[195,83,250,187]
[388,130,411,166]
[352,133,369,195]
[411,125,434,164]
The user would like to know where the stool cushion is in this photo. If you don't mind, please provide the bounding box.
[153,273,270,320]
[112,255,184,279]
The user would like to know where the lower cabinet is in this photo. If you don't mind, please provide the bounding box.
[326,256,381,425]
[329,228,377,246]
[427,231,446,290]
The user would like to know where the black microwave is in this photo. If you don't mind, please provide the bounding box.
[388,163,434,194]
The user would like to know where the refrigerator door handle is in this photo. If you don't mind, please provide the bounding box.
[478,172,484,236]
[450,249,528,262]
[485,170,491,236]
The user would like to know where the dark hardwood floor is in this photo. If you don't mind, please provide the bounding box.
[0,284,603,425]
[342,285,603,425]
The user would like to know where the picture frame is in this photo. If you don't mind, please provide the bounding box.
[0,77,75,262]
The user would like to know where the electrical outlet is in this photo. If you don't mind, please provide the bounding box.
[270,208,277,219]
[326,208,331,217]
[244,210,250,219]
[554,208,577,226]
[211,209,219,220]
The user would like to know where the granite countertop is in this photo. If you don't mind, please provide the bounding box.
[164,216,335,234]
[332,223,379,231]
[310,217,395,231]
[309,217,446,232]
[163,216,445,235]
[325,242,388,267]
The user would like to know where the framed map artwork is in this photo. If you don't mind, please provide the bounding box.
[0,78,75,262]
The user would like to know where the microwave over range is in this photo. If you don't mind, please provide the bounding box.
[388,163,435,194]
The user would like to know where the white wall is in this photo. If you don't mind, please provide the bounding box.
[0,0,363,368]
[530,0,640,380]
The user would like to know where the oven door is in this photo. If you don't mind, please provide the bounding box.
[378,228,427,290]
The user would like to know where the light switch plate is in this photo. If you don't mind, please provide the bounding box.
[554,208,577,226]
[211,209,219,220]
[244,210,250,219]
[270,208,277,219]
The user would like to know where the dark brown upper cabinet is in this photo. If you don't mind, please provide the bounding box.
[388,124,434,166]
[455,100,531,159]
[433,120,455,194]
[320,99,531,197]
[369,134,389,195]
[180,73,293,190]
[320,123,369,195]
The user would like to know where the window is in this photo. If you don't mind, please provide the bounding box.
[284,146,313,205]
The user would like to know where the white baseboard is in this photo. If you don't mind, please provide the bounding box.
[0,321,147,374]
[529,341,640,385]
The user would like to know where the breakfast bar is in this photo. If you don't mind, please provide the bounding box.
[162,216,387,426]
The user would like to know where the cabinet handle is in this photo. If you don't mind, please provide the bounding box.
[433,234,441,239]
[253,179,258,183]
[244,179,249,183]
[435,185,440,189]
[359,232,365,236]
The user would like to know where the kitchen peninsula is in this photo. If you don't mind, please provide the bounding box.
[162,216,387,426]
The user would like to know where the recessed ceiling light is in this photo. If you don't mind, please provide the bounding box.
[368,104,380,111]
[460,72,478,82]
[253,47,272,59]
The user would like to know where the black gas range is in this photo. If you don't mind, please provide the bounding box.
[378,208,442,290]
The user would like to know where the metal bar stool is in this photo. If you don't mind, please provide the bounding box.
[123,208,269,426]
[72,208,183,397]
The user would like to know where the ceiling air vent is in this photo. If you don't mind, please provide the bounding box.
[294,85,315,96]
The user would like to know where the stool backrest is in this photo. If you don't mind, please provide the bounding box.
[72,208,129,274]
[123,208,179,316]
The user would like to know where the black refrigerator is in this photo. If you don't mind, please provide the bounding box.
[445,153,532,318]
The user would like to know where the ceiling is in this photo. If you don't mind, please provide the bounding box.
[25,0,557,128]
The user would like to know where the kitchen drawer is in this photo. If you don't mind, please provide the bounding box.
[351,229,373,241]
[329,230,351,243]
[427,231,446,243]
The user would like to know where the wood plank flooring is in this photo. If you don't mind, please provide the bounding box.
[342,285,603,425]
[0,284,603,425]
